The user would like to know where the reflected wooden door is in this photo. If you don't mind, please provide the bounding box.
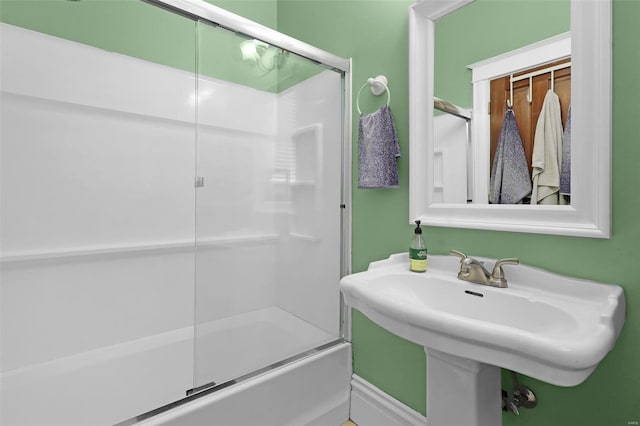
[489,59,571,175]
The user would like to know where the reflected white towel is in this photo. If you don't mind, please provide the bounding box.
[531,90,563,205]
[358,106,400,188]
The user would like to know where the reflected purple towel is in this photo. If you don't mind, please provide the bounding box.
[358,105,400,188]
[560,107,571,196]
[489,109,532,204]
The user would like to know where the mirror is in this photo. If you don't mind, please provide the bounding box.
[409,0,611,238]
[434,0,570,205]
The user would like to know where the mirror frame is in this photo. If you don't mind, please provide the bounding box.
[409,0,611,238]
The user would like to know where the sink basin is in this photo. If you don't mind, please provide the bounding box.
[341,253,625,387]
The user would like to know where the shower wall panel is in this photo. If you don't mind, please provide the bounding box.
[0,24,196,252]
[0,23,197,424]
[433,114,469,203]
[194,73,280,325]
[275,70,343,336]
[0,22,196,366]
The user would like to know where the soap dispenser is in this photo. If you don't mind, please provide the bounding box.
[410,220,427,272]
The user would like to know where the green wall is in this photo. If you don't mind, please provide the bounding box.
[2,0,638,424]
[278,0,640,425]
[0,0,314,93]
[0,0,198,72]
[435,0,569,106]
[0,0,277,69]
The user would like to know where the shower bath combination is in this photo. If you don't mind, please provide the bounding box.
[0,0,352,424]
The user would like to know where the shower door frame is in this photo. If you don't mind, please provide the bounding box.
[120,0,352,423]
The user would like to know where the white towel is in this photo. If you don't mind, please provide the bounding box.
[358,105,401,188]
[489,109,531,204]
[531,90,563,205]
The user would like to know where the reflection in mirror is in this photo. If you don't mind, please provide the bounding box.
[408,0,611,237]
[433,0,570,205]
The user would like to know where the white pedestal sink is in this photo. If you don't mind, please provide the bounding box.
[340,253,625,426]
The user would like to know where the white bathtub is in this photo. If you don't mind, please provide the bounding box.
[137,343,352,426]
[0,307,350,426]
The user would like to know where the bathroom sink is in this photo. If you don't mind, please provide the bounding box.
[340,253,625,387]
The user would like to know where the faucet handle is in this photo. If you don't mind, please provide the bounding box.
[490,258,519,288]
[450,249,467,261]
[492,258,519,276]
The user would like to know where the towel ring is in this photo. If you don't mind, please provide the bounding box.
[356,75,391,115]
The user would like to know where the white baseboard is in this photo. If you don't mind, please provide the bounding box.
[349,374,426,426]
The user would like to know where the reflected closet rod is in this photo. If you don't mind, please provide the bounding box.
[434,97,471,122]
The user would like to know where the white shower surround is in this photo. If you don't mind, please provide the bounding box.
[1,23,347,425]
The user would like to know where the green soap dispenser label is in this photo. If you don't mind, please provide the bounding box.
[409,248,427,272]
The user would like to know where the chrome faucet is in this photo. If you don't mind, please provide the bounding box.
[450,249,519,288]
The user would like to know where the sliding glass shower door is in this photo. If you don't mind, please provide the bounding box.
[1,2,346,424]
[193,21,344,390]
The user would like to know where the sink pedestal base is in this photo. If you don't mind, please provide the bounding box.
[425,348,501,426]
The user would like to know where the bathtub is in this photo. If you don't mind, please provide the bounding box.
[0,307,351,425]
[135,342,351,426]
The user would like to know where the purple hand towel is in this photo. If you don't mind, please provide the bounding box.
[358,105,400,188]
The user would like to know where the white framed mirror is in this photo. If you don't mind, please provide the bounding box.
[409,0,611,238]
